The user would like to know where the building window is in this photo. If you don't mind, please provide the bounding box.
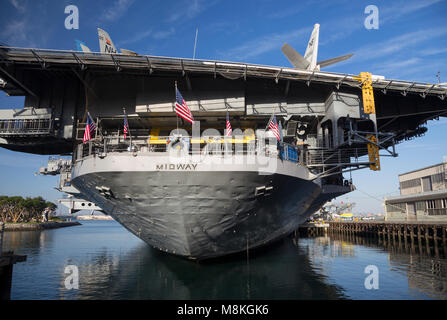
[400,178,421,190]
[386,203,406,213]
[431,172,445,184]
[416,201,425,211]
[426,199,447,216]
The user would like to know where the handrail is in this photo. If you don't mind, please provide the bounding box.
[76,135,287,161]
[0,118,53,135]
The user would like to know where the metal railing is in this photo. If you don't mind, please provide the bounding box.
[427,208,447,216]
[74,132,373,177]
[306,147,370,167]
[75,134,297,162]
[0,118,53,135]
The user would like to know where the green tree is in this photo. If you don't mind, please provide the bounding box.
[0,195,58,223]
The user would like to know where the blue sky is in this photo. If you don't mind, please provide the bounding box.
[0,0,446,213]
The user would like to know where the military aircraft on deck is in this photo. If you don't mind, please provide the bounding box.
[76,28,138,56]
[281,23,353,71]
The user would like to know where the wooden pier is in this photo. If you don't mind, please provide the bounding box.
[327,221,447,256]
[298,222,330,237]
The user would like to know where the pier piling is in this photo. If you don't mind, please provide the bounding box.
[320,221,447,258]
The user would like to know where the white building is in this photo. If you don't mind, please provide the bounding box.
[385,162,447,221]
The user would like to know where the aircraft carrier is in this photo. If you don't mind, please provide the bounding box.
[0,30,446,259]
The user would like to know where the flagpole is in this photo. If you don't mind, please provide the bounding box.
[175,81,179,134]
[123,107,132,149]
[225,105,228,137]
[265,107,276,131]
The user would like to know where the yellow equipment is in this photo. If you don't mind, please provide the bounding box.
[355,72,380,171]
[358,72,376,114]
[367,134,380,171]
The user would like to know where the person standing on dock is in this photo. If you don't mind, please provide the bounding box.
[42,208,49,223]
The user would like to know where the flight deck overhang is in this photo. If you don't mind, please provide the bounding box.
[0,46,446,99]
[0,46,446,157]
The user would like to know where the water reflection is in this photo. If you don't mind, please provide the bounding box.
[65,240,346,300]
[303,233,447,299]
[4,222,345,300]
[4,221,447,300]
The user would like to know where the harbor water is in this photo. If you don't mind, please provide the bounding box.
[2,220,447,300]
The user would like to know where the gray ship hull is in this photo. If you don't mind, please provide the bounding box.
[71,153,347,259]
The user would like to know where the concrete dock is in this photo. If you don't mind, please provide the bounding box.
[3,221,81,231]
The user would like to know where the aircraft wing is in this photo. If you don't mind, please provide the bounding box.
[281,43,310,69]
[317,53,353,68]
[120,49,138,56]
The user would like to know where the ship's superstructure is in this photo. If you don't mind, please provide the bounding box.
[0,45,446,259]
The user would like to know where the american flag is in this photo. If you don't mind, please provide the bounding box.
[123,112,129,139]
[268,114,281,141]
[225,111,232,136]
[83,113,96,144]
[175,88,194,124]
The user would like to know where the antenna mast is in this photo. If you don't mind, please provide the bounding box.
[193,28,198,60]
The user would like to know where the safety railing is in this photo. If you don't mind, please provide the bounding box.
[75,134,300,163]
[74,133,376,173]
[306,147,371,167]
[0,118,53,135]
[427,208,447,216]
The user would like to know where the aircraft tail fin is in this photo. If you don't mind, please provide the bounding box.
[98,28,118,54]
[303,23,320,70]
[317,53,354,68]
[75,40,91,53]
[281,43,310,69]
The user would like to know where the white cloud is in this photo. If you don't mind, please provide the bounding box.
[266,5,304,19]
[353,28,447,62]
[320,0,443,46]
[152,27,175,40]
[119,27,175,46]
[380,0,443,24]
[218,27,311,61]
[167,0,219,23]
[370,57,421,75]
[9,0,26,13]
[119,29,153,46]
[1,19,36,47]
[419,47,447,56]
[100,0,135,22]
